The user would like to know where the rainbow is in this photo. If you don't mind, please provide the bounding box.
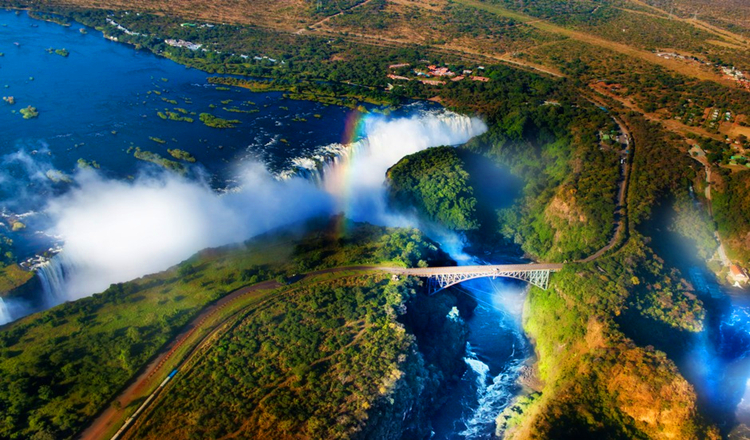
[332,109,370,235]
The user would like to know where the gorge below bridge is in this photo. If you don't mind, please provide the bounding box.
[383,263,564,294]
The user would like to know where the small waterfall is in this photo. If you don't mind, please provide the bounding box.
[0,297,11,325]
[37,253,74,306]
[280,139,364,185]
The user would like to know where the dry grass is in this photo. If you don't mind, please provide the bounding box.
[453,0,735,86]
[34,0,313,30]
[639,0,750,38]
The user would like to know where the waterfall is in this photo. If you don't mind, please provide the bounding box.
[280,108,487,225]
[37,253,75,306]
[282,109,486,189]
[0,297,11,325]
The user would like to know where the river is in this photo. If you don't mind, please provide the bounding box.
[645,200,750,438]
[428,155,529,439]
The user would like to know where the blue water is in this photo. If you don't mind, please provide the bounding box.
[430,277,530,439]
[0,10,363,198]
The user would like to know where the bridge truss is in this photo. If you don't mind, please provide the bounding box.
[425,268,552,295]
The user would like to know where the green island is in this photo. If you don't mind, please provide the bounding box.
[45,47,69,56]
[0,233,37,300]
[199,112,240,128]
[167,148,196,162]
[19,106,38,119]
[222,106,258,114]
[76,158,101,169]
[133,147,186,174]
[157,110,193,123]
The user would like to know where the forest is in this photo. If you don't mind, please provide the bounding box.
[0,220,449,440]
[712,169,750,262]
[387,147,480,231]
[130,274,468,439]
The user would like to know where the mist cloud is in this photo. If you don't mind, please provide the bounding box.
[46,164,332,299]
[323,110,488,225]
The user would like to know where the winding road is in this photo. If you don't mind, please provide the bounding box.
[577,96,634,263]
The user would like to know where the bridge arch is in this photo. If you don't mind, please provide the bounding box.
[425,269,553,295]
[385,264,563,295]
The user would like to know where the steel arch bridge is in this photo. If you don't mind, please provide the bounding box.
[385,263,563,295]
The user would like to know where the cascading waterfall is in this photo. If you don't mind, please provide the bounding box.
[36,253,75,307]
[19,107,486,315]
[0,297,11,325]
[281,109,487,220]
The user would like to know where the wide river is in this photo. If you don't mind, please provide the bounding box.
[0,10,529,439]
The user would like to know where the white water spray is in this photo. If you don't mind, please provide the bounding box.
[285,108,487,225]
[465,344,491,390]
[37,253,76,306]
[460,347,526,438]
[0,297,11,325]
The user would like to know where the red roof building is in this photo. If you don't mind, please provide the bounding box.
[730,265,749,283]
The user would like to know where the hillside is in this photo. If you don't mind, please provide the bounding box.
[0,219,457,440]
[128,274,469,439]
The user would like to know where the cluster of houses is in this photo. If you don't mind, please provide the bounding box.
[164,39,203,51]
[722,66,750,91]
[654,51,750,91]
[655,51,707,64]
[105,18,143,37]
[180,23,215,29]
[386,62,490,86]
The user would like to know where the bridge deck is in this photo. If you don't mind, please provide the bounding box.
[379,263,563,293]
[382,263,564,276]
